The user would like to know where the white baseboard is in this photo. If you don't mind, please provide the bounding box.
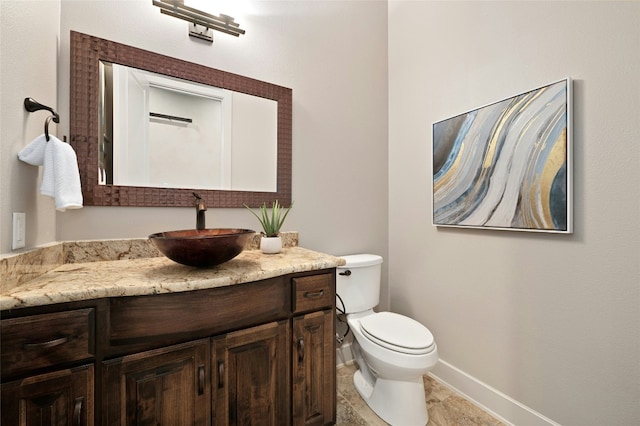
[430,359,561,426]
[336,343,559,426]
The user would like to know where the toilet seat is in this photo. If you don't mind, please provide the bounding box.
[359,312,435,355]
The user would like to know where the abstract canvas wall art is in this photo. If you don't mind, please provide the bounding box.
[432,79,572,233]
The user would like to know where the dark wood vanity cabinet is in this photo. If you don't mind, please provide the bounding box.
[1,364,94,426]
[1,308,96,426]
[102,339,211,425]
[1,269,337,426]
[213,320,290,425]
[292,275,336,426]
[293,311,335,426]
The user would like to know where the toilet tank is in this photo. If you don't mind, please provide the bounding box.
[336,254,383,314]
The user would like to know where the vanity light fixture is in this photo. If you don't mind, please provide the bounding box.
[152,0,245,43]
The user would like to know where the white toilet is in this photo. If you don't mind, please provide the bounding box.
[337,254,438,425]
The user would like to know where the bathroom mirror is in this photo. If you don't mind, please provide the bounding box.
[100,61,278,192]
[70,31,292,207]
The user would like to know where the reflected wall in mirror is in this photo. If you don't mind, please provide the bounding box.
[100,62,278,192]
[70,31,291,207]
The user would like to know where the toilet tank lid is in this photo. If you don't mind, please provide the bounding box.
[339,254,383,268]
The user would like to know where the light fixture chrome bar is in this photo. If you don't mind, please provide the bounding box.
[177,2,241,29]
[154,0,242,28]
[152,0,245,39]
[160,9,241,38]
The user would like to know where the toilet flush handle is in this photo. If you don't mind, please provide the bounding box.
[339,270,351,276]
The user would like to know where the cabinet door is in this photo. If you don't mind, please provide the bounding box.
[1,364,94,426]
[292,310,335,426]
[102,339,210,426]
[213,320,290,426]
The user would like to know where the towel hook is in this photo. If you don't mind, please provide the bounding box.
[24,97,60,142]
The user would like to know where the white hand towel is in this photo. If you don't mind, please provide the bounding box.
[19,134,83,211]
[18,134,47,166]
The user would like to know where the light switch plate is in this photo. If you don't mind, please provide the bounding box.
[12,212,26,250]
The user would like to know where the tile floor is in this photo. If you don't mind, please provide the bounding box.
[336,363,506,426]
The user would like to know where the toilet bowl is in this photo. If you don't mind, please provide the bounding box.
[337,254,438,425]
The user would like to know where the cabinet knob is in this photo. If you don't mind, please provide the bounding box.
[304,289,325,299]
[23,335,71,350]
[198,365,205,395]
[217,360,224,388]
[73,397,83,426]
[298,338,305,362]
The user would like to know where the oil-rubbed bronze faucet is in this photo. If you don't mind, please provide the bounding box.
[193,192,207,230]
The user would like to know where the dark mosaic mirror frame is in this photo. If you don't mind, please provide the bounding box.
[70,31,292,208]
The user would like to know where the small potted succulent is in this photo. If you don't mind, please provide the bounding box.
[244,200,293,254]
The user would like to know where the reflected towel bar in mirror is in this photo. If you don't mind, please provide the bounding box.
[149,112,193,123]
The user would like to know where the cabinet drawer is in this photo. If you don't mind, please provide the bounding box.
[108,277,290,347]
[293,274,334,314]
[1,308,95,377]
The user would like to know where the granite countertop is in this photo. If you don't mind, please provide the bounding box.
[0,235,345,311]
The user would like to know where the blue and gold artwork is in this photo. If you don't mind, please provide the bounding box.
[433,79,571,233]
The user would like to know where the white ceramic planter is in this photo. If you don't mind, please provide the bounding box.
[260,236,282,254]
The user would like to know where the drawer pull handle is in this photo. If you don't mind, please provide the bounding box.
[23,335,71,350]
[217,361,224,389]
[304,289,325,298]
[298,338,305,362]
[74,397,83,426]
[198,365,205,395]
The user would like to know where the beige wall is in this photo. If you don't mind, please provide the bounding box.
[388,1,639,425]
[56,0,389,265]
[1,0,60,250]
[1,0,390,304]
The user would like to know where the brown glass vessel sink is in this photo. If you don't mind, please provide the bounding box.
[149,228,255,267]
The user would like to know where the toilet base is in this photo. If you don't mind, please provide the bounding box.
[353,369,429,425]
